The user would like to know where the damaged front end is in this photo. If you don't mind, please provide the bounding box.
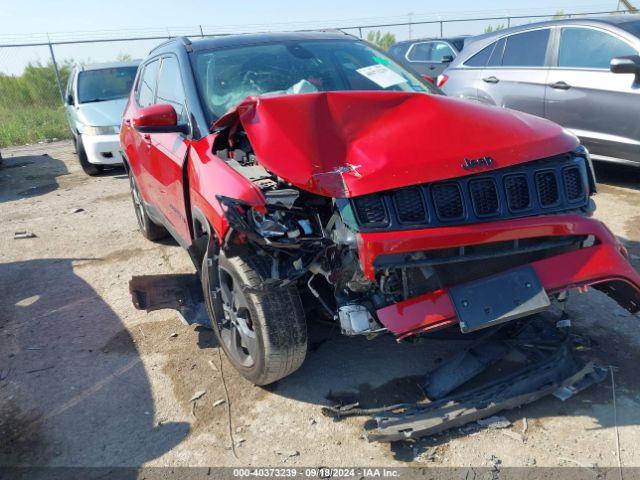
[215,187,390,336]
[210,92,640,341]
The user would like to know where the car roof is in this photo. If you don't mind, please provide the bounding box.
[78,60,141,71]
[393,35,471,46]
[151,30,356,55]
[468,14,640,44]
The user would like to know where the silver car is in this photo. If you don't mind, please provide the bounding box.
[65,61,140,175]
[441,15,640,167]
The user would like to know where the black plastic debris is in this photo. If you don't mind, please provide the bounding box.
[322,317,607,443]
[424,333,511,400]
[129,274,210,328]
[370,341,605,442]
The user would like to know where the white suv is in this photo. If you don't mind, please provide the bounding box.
[65,61,139,175]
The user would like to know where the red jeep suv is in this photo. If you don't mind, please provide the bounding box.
[121,32,640,385]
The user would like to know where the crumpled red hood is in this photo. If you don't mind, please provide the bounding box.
[214,91,579,198]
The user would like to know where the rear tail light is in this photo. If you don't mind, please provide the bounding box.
[421,74,435,84]
[437,74,449,88]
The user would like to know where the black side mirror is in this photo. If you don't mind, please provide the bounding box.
[441,55,454,63]
[610,55,640,80]
[66,94,74,105]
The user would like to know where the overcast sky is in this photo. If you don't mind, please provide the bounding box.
[0,0,625,74]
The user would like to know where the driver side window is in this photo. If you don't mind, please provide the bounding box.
[156,56,188,123]
[137,60,159,108]
[558,27,637,69]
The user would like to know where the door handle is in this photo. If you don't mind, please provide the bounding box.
[482,76,499,84]
[550,81,571,90]
[142,134,152,146]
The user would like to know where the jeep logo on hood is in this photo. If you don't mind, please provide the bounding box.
[462,156,496,171]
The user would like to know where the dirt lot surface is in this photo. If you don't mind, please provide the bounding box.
[1,141,640,469]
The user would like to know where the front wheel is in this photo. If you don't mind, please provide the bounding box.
[202,250,307,385]
[127,170,167,241]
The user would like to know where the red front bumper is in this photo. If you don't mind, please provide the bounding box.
[356,214,640,339]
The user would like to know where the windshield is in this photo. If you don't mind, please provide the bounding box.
[77,66,138,104]
[193,39,434,120]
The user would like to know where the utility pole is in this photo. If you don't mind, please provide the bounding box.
[618,0,638,12]
[47,34,64,105]
[408,12,413,40]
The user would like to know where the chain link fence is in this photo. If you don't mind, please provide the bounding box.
[0,8,635,148]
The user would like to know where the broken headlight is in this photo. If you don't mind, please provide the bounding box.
[248,207,314,240]
[217,195,321,246]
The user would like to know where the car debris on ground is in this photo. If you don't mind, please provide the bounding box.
[322,316,607,443]
[13,231,37,239]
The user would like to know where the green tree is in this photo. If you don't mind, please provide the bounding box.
[366,30,396,51]
[553,9,566,19]
[116,53,133,62]
[484,24,505,33]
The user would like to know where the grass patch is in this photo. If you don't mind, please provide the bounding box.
[0,105,71,148]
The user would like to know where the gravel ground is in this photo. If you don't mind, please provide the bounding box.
[1,140,640,470]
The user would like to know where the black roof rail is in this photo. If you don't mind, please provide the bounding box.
[149,36,193,54]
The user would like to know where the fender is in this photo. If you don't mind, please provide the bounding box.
[186,135,266,250]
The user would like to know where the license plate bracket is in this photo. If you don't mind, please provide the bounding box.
[450,266,550,333]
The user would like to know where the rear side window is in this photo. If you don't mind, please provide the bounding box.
[502,29,550,67]
[464,43,494,67]
[430,42,456,62]
[407,42,432,62]
[487,38,506,66]
[156,56,188,123]
[558,27,637,69]
[137,60,159,108]
[408,41,456,62]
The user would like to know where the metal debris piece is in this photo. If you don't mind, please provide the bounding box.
[553,364,607,401]
[14,231,37,239]
[69,207,85,214]
[213,399,226,407]
[169,333,178,338]
[190,390,206,402]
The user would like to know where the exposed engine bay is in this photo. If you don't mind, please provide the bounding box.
[211,124,602,339]
[214,129,388,336]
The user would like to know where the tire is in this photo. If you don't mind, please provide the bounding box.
[127,169,168,241]
[202,249,307,385]
[77,135,103,176]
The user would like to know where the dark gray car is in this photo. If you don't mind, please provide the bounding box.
[441,15,640,167]
[388,36,468,80]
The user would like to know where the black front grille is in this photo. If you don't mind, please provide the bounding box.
[469,178,499,217]
[563,166,584,201]
[393,188,427,223]
[353,195,387,225]
[536,170,560,207]
[504,174,530,211]
[349,153,590,231]
[432,183,464,220]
